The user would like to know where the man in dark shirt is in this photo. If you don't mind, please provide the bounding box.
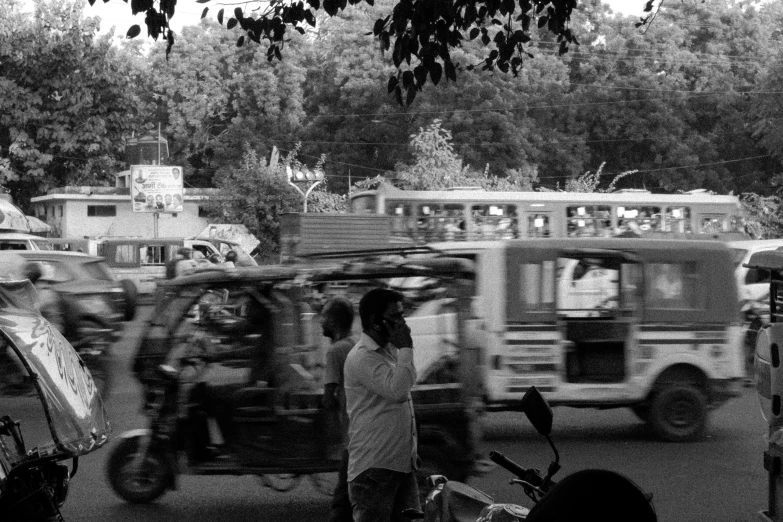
[322,297,357,522]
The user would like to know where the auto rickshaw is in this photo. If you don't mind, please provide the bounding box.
[0,279,111,521]
[744,249,783,522]
[107,250,484,503]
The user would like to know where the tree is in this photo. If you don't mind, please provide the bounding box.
[144,21,308,186]
[0,0,152,207]
[208,145,345,258]
[95,0,660,105]
[359,118,539,190]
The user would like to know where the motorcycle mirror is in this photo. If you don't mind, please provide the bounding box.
[521,386,553,436]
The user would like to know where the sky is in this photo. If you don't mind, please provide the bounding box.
[72,0,648,39]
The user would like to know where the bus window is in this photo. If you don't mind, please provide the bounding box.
[412,203,467,242]
[387,202,413,238]
[441,204,466,240]
[665,207,692,233]
[470,204,517,239]
[700,215,727,233]
[416,204,441,241]
[566,206,612,237]
[729,214,744,232]
[617,206,661,234]
[527,213,551,238]
[350,194,377,213]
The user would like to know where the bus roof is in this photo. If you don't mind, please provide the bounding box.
[351,185,741,206]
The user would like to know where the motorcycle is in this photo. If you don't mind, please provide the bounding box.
[405,386,658,522]
[0,279,111,521]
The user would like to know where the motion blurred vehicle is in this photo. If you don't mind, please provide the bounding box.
[744,249,783,522]
[99,237,232,293]
[0,251,136,397]
[0,250,137,323]
[107,250,483,503]
[0,279,111,522]
[469,238,744,442]
[727,240,783,374]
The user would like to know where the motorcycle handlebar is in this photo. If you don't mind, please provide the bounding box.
[489,451,544,488]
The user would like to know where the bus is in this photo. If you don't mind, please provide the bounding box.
[349,184,745,242]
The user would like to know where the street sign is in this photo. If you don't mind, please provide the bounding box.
[130,165,184,213]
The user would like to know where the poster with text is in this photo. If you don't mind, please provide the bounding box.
[130,165,184,213]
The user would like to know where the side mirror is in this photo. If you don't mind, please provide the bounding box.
[521,386,553,436]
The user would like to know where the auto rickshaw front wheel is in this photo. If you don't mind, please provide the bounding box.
[106,436,170,504]
[649,384,707,442]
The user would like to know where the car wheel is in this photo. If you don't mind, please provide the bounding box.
[120,279,138,321]
[649,384,707,442]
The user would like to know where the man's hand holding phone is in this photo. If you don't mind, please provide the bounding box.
[386,318,413,349]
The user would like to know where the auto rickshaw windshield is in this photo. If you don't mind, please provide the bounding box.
[0,280,110,459]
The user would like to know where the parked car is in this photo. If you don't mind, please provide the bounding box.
[0,250,137,323]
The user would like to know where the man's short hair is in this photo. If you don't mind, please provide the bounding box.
[323,297,354,331]
[359,288,404,331]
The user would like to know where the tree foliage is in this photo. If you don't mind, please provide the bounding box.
[100,0,660,105]
[208,145,346,256]
[0,0,151,206]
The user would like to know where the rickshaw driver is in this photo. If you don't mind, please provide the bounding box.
[185,289,281,456]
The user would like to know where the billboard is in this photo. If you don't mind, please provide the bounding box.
[130,165,184,213]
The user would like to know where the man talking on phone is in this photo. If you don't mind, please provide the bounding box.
[343,288,419,522]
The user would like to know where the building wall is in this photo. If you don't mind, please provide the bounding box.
[32,196,210,238]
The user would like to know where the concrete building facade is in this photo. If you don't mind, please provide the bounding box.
[31,180,220,238]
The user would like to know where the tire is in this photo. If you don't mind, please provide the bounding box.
[106,436,170,504]
[120,279,138,321]
[649,384,707,442]
[630,404,650,423]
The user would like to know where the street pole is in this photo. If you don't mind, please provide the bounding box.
[287,166,325,213]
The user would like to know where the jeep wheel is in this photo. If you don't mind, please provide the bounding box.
[649,384,707,442]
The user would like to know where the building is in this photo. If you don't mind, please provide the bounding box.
[30,133,222,238]
[30,171,220,238]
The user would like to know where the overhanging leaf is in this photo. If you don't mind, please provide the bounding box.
[201,7,209,19]
[217,8,224,25]
[126,24,141,38]
[237,35,245,47]
[227,17,238,29]
[406,87,416,106]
